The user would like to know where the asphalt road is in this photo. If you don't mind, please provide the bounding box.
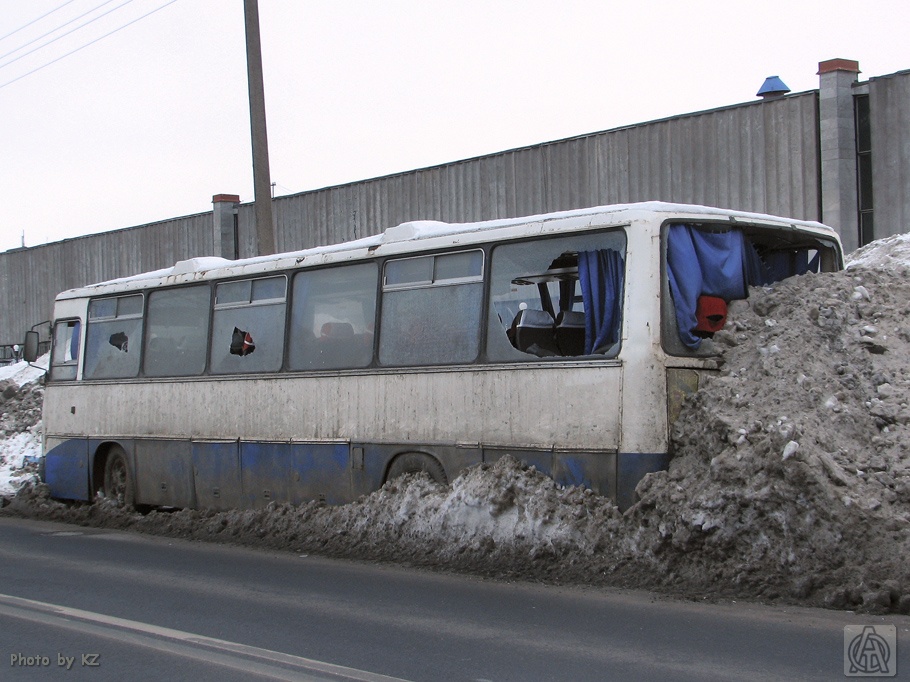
[0,516,906,681]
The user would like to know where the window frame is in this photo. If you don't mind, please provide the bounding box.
[49,318,82,381]
[382,249,485,291]
[142,283,213,378]
[210,275,288,375]
[286,262,380,372]
[659,220,842,358]
[483,228,627,364]
[83,293,146,380]
[378,249,487,367]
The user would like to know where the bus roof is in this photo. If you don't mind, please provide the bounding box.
[58,201,840,300]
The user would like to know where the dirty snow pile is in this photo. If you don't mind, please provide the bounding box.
[628,263,910,613]
[4,237,910,614]
[0,357,45,497]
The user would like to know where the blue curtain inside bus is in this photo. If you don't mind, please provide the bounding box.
[666,224,822,348]
[763,249,820,283]
[578,249,624,354]
[70,321,81,360]
[667,225,757,349]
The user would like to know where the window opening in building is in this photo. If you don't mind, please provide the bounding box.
[855,94,874,246]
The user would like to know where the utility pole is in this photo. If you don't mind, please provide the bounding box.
[243,0,275,256]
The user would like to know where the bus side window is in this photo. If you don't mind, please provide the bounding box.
[378,251,484,367]
[288,263,377,371]
[210,276,287,375]
[144,285,211,377]
[486,232,625,362]
[50,319,81,381]
[84,294,144,379]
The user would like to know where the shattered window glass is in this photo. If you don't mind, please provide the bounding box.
[211,276,287,374]
[486,231,626,361]
[84,294,144,379]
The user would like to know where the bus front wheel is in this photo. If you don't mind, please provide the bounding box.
[386,453,448,486]
[103,446,136,508]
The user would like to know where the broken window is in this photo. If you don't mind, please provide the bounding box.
[144,285,211,376]
[379,251,484,366]
[50,319,81,381]
[288,264,377,370]
[83,294,144,379]
[486,231,626,361]
[662,223,840,354]
[211,276,286,374]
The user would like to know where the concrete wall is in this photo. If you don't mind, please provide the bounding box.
[266,93,820,257]
[0,213,211,344]
[0,93,822,345]
[870,69,910,238]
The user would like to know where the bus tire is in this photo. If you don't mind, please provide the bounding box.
[386,452,448,486]
[103,446,136,509]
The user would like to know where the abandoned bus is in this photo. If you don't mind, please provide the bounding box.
[32,202,843,511]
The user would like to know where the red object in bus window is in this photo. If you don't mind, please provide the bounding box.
[231,327,256,356]
[694,295,727,335]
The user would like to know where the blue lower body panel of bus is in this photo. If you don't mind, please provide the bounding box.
[42,438,671,511]
[616,451,673,510]
[44,438,91,501]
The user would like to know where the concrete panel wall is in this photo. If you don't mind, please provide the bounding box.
[269,92,820,256]
[1,92,821,343]
[0,214,212,345]
[870,70,910,237]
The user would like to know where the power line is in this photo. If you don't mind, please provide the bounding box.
[0,0,78,43]
[0,0,133,69]
[0,0,121,63]
[0,0,180,91]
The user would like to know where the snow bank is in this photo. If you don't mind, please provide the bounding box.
[0,357,46,496]
[628,265,910,612]
[0,355,47,387]
[846,232,910,270]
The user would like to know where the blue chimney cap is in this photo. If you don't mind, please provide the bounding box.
[757,76,791,98]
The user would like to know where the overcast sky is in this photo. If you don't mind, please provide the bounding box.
[1,0,907,253]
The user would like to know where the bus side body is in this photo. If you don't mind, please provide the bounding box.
[39,204,843,511]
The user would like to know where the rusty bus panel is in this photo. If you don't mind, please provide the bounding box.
[134,439,196,508]
[192,440,242,511]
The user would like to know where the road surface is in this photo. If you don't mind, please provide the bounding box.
[0,516,906,681]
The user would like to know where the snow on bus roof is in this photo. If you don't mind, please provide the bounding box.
[65,202,835,295]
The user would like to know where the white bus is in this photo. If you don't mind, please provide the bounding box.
[27,202,843,511]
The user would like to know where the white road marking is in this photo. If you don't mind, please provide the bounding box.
[0,593,410,682]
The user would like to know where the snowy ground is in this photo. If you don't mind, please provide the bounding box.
[3,235,910,614]
[0,356,46,496]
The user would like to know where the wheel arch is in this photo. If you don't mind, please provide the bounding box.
[91,441,131,497]
[383,450,449,486]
